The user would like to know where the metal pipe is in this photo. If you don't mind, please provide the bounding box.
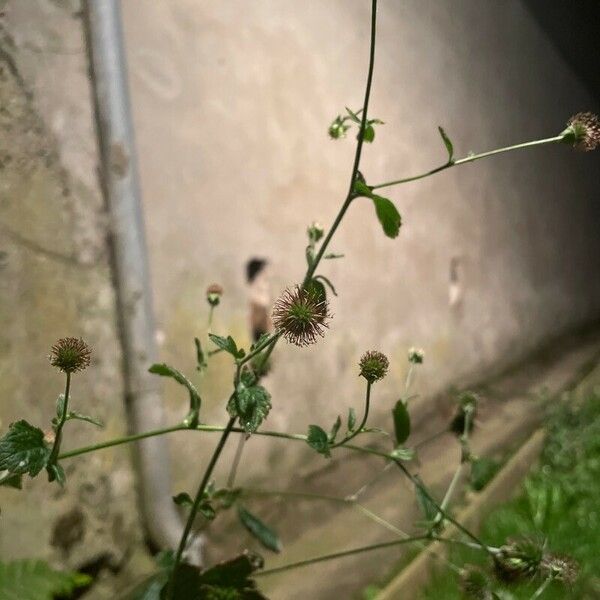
[83,0,198,560]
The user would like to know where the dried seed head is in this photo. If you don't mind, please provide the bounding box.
[494,536,545,582]
[562,112,600,151]
[49,337,91,374]
[272,285,330,347]
[541,553,579,584]
[206,283,224,307]
[408,347,424,364]
[460,565,494,600]
[359,350,389,383]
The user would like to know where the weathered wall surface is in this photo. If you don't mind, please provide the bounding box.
[119,0,600,490]
[0,1,150,596]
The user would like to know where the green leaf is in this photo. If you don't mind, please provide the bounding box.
[148,363,201,427]
[315,274,338,296]
[438,126,454,162]
[199,501,216,521]
[392,400,411,445]
[227,384,272,434]
[307,278,327,304]
[324,252,344,260]
[0,420,50,478]
[362,124,375,143]
[371,194,402,238]
[238,506,282,553]
[0,471,22,489]
[345,106,362,124]
[329,415,342,442]
[198,552,267,599]
[208,334,246,359]
[55,393,66,420]
[306,424,331,458]
[0,560,91,600]
[470,456,501,491]
[194,337,206,371]
[414,475,438,522]
[46,463,66,486]
[173,492,194,507]
[347,407,357,432]
[352,179,372,197]
[66,411,104,428]
[213,487,242,509]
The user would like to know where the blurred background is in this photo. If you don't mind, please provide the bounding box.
[0,1,599,598]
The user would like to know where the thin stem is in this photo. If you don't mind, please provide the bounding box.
[227,434,247,488]
[530,575,555,600]
[255,535,429,577]
[48,372,71,465]
[303,0,378,286]
[371,135,564,190]
[414,428,447,450]
[165,417,237,599]
[332,381,371,448]
[238,332,281,368]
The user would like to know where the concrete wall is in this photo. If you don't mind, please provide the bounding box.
[119,0,600,487]
[0,0,599,596]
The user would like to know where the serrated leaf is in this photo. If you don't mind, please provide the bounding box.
[329,415,342,442]
[148,363,201,427]
[438,126,454,162]
[173,492,194,507]
[414,475,438,522]
[238,506,282,553]
[306,424,331,458]
[371,194,402,238]
[208,334,245,359]
[0,560,91,600]
[347,407,357,432]
[0,420,50,478]
[0,471,22,489]
[392,400,411,444]
[66,411,104,428]
[227,384,272,434]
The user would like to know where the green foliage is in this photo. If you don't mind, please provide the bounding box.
[306,424,331,458]
[238,506,282,553]
[347,407,357,432]
[470,456,501,492]
[227,381,272,434]
[0,420,50,479]
[209,334,246,360]
[329,415,342,442]
[353,180,402,239]
[0,559,90,600]
[65,411,104,428]
[438,126,454,162]
[148,363,202,428]
[392,400,411,445]
[195,337,207,371]
[414,475,439,523]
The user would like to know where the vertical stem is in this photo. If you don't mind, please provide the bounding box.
[49,372,71,465]
[166,416,236,599]
[332,381,372,448]
[530,575,555,600]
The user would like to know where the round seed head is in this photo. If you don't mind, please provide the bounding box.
[272,285,330,347]
[494,536,545,582]
[460,565,494,600]
[562,112,600,151]
[359,350,389,383]
[49,337,91,374]
[541,553,579,584]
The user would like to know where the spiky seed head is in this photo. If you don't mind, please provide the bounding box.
[562,112,600,151]
[49,337,91,374]
[206,283,224,307]
[494,536,545,582]
[359,350,389,383]
[272,285,330,347]
[408,347,424,364]
[460,565,494,600]
[449,391,479,436]
[541,553,579,584]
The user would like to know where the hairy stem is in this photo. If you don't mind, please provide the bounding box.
[332,381,372,448]
[165,417,237,599]
[48,372,71,465]
[371,135,564,190]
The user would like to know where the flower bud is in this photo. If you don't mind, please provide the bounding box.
[307,221,325,244]
[359,350,389,383]
[408,347,424,364]
[328,115,350,140]
[206,283,224,307]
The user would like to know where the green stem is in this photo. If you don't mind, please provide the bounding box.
[255,535,429,577]
[530,575,555,600]
[303,0,378,286]
[332,381,371,448]
[165,417,237,599]
[371,135,564,190]
[238,332,281,368]
[48,372,71,465]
